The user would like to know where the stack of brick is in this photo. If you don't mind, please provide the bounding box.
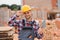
[42,20,60,40]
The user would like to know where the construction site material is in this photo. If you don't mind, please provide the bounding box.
[0,27,14,40]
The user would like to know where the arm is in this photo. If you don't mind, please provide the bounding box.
[34,20,43,39]
[8,14,16,26]
[8,15,18,33]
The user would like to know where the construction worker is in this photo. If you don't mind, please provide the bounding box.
[21,5,43,40]
[8,5,43,40]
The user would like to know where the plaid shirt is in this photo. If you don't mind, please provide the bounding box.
[8,14,41,38]
[8,14,23,31]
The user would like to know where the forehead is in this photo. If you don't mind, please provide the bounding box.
[23,10,31,14]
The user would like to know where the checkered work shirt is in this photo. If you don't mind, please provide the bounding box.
[8,14,41,38]
[8,14,23,31]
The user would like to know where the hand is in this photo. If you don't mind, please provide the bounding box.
[38,28,43,34]
[15,30,18,34]
[34,38,39,40]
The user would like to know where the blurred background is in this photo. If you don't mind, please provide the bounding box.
[0,0,60,26]
[0,0,60,40]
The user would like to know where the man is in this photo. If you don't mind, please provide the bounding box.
[8,5,43,40]
[21,5,43,40]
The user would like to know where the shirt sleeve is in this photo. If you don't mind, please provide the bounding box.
[34,20,43,39]
[8,14,17,26]
[33,20,40,31]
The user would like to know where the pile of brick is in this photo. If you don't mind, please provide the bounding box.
[42,20,60,40]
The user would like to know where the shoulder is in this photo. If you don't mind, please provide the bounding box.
[34,20,39,25]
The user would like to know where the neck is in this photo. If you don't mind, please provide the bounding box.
[26,18,32,21]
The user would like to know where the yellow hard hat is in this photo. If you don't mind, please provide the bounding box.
[21,5,31,12]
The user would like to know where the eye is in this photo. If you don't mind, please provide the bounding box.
[24,12,26,14]
[27,12,29,13]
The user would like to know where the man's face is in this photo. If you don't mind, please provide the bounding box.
[23,10,32,19]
